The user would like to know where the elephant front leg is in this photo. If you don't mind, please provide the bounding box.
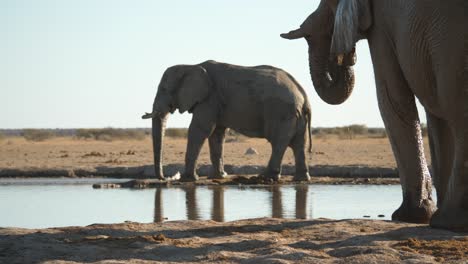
[181,121,213,182]
[376,81,436,223]
[371,44,436,223]
[208,126,228,179]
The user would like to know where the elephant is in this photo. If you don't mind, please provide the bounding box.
[142,60,312,182]
[280,0,467,230]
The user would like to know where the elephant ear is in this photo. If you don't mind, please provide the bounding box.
[176,65,212,113]
[330,0,372,55]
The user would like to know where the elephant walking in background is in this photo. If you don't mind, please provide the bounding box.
[143,60,312,182]
[281,0,467,230]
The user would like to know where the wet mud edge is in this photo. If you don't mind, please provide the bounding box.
[0,164,398,180]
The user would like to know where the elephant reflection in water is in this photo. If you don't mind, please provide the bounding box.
[154,188,164,222]
[270,185,309,219]
[153,186,224,222]
[184,186,200,220]
[154,185,310,222]
[295,185,308,219]
[211,187,225,222]
[153,186,202,222]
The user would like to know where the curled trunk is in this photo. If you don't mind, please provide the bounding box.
[152,115,167,180]
[307,38,355,105]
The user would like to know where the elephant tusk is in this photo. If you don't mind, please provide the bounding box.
[141,112,155,119]
[337,54,344,66]
[280,29,305,40]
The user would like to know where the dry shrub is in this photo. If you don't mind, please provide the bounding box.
[76,128,146,141]
[164,128,188,138]
[22,129,55,142]
[225,130,246,143]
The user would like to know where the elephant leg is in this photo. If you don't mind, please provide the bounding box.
[181,117,215,182]
[289,123,311,182]
[431,126,468,231]
[208,126,228,179]
[372,46,436,223]
[263,121,294,181]
[426,112,454,207]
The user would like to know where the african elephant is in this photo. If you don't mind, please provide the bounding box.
[280,0,467,230]
[142,60,312,182]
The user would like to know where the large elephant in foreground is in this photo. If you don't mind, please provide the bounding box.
[142,60,312,182]
[281,0,467,230]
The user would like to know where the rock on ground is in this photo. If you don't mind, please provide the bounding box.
[245,147,259,155]
[0,218,466,263]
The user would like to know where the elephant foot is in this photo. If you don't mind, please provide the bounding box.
[293,172,311,182]
[392,198,436,224]
[259,171,281,182]
[154,171,165,180]
[208,171,228,180]
[430,205,468,231]
[179,173,199,182]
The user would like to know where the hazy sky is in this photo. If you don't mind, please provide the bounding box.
[1,0,426,128]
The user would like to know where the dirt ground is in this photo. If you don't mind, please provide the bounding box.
[0,135,431,170]
[1,218,466,263]
[4,136,460,264]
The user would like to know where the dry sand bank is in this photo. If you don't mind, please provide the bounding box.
[0,218,466,263]
[0,136,429,180]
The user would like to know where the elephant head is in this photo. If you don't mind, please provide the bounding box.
[142,65,212,179]
[281,0,372,105]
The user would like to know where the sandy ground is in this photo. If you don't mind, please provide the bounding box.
[3,136,459,264]
[0,135,431,170]
[1,218,466,263]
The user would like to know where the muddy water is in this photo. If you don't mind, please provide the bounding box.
[0,179,428,228]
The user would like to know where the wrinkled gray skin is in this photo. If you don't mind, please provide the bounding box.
[143,60,312,182]
[281,0,467,231]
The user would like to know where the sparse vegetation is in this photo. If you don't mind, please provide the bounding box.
[164,128,188,138]
[76,128,146,141]
[5,124,427,142]
[22,129,56,142]
[225,130,247,143]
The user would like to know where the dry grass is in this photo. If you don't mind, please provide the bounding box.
[0,135,431,170]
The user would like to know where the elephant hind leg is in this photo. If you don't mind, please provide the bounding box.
[430,127,468,231]
[262,120,295,181]
[426,112,454,207]
[289,122,311,182]
[208,126,228,179]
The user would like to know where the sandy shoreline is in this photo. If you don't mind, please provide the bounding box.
[1,218,466,263]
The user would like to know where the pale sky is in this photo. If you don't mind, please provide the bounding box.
[1,0,425,128]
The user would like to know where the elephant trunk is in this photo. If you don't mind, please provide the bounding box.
[307,38,355,105]
[152,113,168,180]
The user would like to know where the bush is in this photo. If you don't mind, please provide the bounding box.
[76,128,146,141]
[225,129,247,143]
[164,128,188,138]
[22,129,55,142]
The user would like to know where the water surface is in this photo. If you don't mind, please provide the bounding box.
[0,179,410,228]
